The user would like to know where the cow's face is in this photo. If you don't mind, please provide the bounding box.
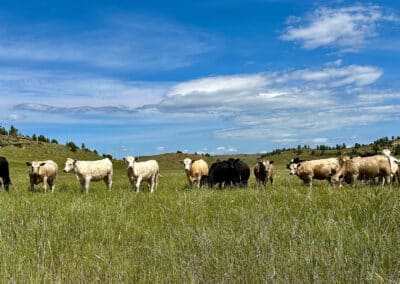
[330,174,342,186]
[123,156,136,169]
[288,163,298,175]
[182,158,192,171]
[63,158,75,173]
[26,161,46,175]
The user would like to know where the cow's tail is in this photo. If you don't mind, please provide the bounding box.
[158,173,163,178]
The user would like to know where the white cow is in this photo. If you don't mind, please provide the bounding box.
[123,156,160,193]
[64,158,113,193]
[27,160,58,192]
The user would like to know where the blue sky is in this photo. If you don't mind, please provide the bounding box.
[1,0,400,157]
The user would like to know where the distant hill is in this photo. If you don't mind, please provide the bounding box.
[2,133,400,171]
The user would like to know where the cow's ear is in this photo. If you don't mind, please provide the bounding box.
[122,157,126,162]
[40,162,46,166]
[270,161,274,164]
[26,162,31,166]
[297,163,301,168]
[135,157,139,162]
[73,160,77,165]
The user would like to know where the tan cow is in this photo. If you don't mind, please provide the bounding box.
[26,160,58,192]
[331,155,391,187]
[288,157,345,186]
[254,160,274,186]
[181,158,208,188]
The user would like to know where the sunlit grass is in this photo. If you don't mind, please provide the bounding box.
[1,144,400,282]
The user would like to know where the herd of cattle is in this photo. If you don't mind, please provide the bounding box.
[0,149,399,193]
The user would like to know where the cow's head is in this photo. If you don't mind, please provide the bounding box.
[262,160,273,172]
[181,158,193,171]
[63,158,76,173]
[123,156,138,169]
[288,163,299,175]
[26,161,46,175]
[330,173,343,187]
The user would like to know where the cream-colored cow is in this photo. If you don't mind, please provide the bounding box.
[64,158,113,193]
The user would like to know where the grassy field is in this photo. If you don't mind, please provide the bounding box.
[1,143,400,282]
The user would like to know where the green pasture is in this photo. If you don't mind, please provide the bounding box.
[0,143,399,282]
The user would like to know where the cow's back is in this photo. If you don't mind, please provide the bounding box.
[39,160,58,178]
[75,158,113,180]
[191,159,208,176]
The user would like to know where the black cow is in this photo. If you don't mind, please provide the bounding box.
[0,157,11,191]
[227,158,250,187]
[205,159,250,188]
[206,160,234,189]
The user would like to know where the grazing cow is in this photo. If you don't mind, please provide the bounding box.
[123,156,160,193]
[181,158,209,188]
[205,159,250,188]
[331,155,391,187]
[254,160,274,186]
[287,157,345,186]
[26,160,58,192]
[0,157,11,191]
[64,158,113,193]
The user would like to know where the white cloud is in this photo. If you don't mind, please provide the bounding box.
[5,63,398,146]
[157,64,382,113]
[156,146,165,151]
[281,5,398,51]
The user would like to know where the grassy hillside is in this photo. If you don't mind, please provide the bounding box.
[1,136,400,282]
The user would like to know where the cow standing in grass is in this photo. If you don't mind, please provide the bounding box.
[331,155,392,187]
[64,158,113,193]
[27,160,58,192]
[287,157,346,186]
[254,160,274,186]
[0,157,11,191]
[123,156,160,193]
[181,158,208,188]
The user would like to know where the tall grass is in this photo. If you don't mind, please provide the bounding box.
[0,144,400,281]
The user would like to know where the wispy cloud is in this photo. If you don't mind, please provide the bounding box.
[280,5,398,51]
[5,63,400,146]
[0,15,217,71]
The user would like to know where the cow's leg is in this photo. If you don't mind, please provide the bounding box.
[104,174,112,190]
[30,178,34,191]
[154,174,158,190]
[196,174,201,188]
[84,177,91,193]
[384,174,391,186]
[108,174,112,190]
[270,176,274,186]
[43,176,48,193]
[136,176,142,192]
[49,178,55,193]
[150,175,156,193]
